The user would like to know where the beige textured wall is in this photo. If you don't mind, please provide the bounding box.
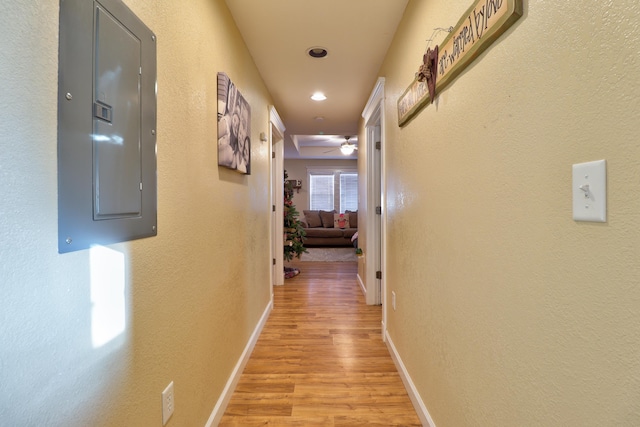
[380,0,640,425]
[0,1,272,425]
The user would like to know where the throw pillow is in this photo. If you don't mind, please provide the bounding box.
[303,210,322,228]
[319,210,336,228]
[345,210,358,228]
[334,213,350,229]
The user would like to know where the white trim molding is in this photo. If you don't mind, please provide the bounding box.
[270,105,285,287]
[269,105,286,137]
[205,300,273,426]
[362,77,386,306]
[362,77,386,121]
[357,273,366,297]
[385,331,437,427]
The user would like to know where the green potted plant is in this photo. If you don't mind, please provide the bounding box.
[283,170,307,263]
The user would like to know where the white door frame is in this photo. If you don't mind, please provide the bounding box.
[362,78,386,331]
[270,106,285,290]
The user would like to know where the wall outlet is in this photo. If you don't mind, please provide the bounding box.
[391,291,396,311]
[162,381,174,425]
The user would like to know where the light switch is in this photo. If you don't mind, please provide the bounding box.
[572,160,606,222]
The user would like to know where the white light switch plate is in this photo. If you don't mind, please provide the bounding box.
[572,160,606,222]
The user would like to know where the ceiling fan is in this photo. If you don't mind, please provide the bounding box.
[324,136,358,155]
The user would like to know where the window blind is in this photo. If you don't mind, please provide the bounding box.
[309,174,334,211]
[340,173,358,213]
[308,169,358,213]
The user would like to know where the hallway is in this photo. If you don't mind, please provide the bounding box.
[219,262,421,426]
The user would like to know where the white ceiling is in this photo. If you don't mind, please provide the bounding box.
[224,0,409,159]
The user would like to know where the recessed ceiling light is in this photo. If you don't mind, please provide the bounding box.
[308,47,328,58]
[314,116,325,121]
[311,92,326,101]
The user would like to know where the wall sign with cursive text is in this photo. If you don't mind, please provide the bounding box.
[397,0,523,127]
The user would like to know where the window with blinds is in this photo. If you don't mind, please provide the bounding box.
[308,169,358,213]
[340,173,358,212]
[309,174,334,211]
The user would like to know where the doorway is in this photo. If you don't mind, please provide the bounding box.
[362,78,386,332]
[270,106,285,289]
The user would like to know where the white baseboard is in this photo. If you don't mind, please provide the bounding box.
[205,299,273,426]
[384,331,437,427]
[357,273,366,296]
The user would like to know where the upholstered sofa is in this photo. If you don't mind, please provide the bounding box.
[300,209,358,247]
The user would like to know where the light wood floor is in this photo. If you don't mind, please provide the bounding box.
[219,261,422,426]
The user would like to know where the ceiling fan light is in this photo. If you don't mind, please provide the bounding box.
[340,143,355,155]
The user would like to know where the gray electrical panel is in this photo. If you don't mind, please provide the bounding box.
[58,0,157,253]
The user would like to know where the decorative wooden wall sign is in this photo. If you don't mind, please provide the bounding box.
[397,0,523,127]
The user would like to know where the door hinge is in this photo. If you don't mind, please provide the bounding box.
[375,141,381,150]
[273,258,276,265]
[376,271,382,279]
[272,205,276,212]
[375,206,382,215]
[272,152,276,158]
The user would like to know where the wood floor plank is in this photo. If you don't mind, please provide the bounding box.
[218,415,334,427]
[219,261,421,426]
